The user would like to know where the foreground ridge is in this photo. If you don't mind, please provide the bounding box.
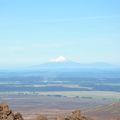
[57,110,93,120]
[0,103,23,120]
[0,103,120,120]
[0,103,93,120]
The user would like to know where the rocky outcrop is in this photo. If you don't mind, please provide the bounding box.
[58,110,93,120]
[0,103,24,120]
[36,115,48,120]
[0,103,93,120]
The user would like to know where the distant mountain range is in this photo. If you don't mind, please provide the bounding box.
[32,60,119,70]
[0,56,119,71]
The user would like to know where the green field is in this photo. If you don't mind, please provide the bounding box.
[0,91,120,101]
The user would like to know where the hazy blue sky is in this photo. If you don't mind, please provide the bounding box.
[0,0,120,66]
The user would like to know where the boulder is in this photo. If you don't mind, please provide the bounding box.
[0,103,9,112]
[14,113,24,120]
[0,103,24,120]
[58,110,93,120]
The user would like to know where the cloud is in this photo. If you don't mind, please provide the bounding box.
[49,56,67,62]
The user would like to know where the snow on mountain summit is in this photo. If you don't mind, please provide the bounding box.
[49,56,67,62]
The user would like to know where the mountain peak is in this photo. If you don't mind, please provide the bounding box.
[49,56,67,62]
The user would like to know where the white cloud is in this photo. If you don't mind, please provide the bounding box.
[49,56,67,62]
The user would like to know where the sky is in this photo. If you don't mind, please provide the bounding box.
[0,0,120,66]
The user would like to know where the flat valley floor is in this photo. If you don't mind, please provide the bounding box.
[0,94,120,120]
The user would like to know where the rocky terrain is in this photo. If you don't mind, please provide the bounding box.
[0,103,24,120]
[0,103,94,120]
[0,102,120,120]
[57,110,93,120]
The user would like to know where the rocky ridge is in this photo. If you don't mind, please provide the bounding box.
[1,103,119,120]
